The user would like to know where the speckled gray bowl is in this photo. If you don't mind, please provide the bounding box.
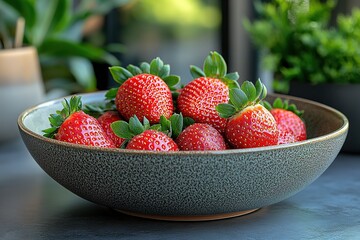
[18,91,348,221]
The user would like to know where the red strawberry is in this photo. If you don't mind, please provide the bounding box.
[264,98,307,144]
[127,130,179,151]
[176,123,226,151]
[177,51,240,133]
[111,115,179,151]
[97,111,126,148]
[108,58,180,124]
[217,79,279,149]
[43,96,115,148]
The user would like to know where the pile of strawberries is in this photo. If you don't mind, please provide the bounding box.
[43,51,307,151]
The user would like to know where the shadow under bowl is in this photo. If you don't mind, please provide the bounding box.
[18,92,348,221]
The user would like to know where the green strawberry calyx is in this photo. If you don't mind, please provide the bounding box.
[42,96,83,139]
[151,113,195,139]
[106,57,181,100]
[83,101,117,119]
[110,114,194,148]
[263,97,304,117]
[190,51,240,89]
[216,79,267,118]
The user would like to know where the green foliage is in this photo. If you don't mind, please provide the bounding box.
[0,0,130,93]
[244,0,360,93]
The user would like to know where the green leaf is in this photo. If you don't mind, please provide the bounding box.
[129,116,145,135]
[109,66,133,85]
[140,62,150,74]
[225,72,240,81]
[159,116,171,132]
[241,81,256,101]
[183,117,195,128]
[48,114,63,127]
[273,98,283,109]
[163,75,180,87]
[150,124,162,131]
[42,96,82,139]
[221,78,240,89]
[105,87,118,100]
[262,100,272,111]
[127,64,142,76]
[69,96,82,113]
[203,51,227,78]
[158,64,170,78]
[260,84,268,100]
[255,79,263,100]
[150,57,164,76]
[38,39,119,66]
[170,113,183,138]
[190,65,205,79]
[31,0,72,45]
[48,0,71,34]
[216,103,237,118]
[203,53,217,77]
[69,58,96,91]
[2,0,36,28]
[213,51,227,77]
[42,127,58,138]
[111,121,133,139]
[229,88,249,110]
[283,100,289,110]
[83,104,105,118]
[143,117,150,130]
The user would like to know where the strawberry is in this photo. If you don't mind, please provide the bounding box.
[97,111,126,148]
[177,51,240,133]
[127,130,179,151]
[42,96,116,148]
[107,57,180,124]
[264,98,307,144]
[175,123,227,151]
[216,79,279,149]
[111,115,179,151]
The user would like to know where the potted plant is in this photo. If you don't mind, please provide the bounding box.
[0,0,130,96]
[243,0,360,153]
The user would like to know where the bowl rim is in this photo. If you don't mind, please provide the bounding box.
[18,91,349,156]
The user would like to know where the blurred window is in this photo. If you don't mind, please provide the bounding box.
[102,0,222,87]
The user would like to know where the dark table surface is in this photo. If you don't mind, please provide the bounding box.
[1,138,359,240]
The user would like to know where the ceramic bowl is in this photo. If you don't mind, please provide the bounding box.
[18,91,348,221]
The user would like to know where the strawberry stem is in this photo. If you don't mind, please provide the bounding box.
[263,97,304,117]
[216,79,267,118]
[42,96,83,138]
[191,51,240,89]
[111,113,194,143]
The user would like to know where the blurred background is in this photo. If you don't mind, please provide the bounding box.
[1,0,360,96]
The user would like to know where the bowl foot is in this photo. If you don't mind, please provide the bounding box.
[115,208,260,221]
